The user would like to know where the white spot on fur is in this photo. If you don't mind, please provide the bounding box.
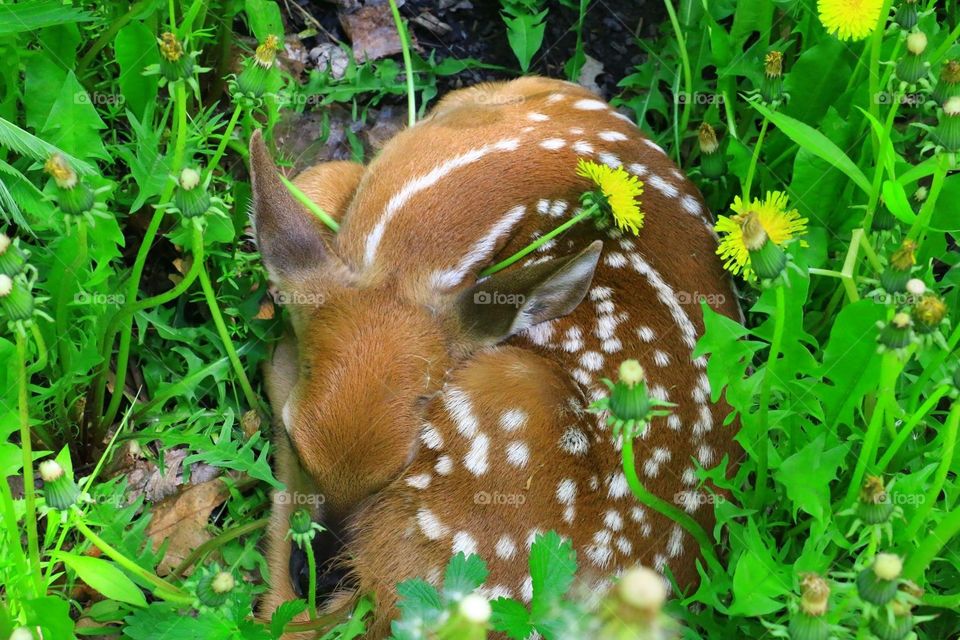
[435,455,454,475]
[616,536,633,555]
[464,434,490,475]
[562,326,584,352]
[496,535,517,560]
[605,252,627,268]
[453,531,478,556]
[598,130,629,142]
[637,326,656,342]
[478,584,514,599]
[506,441,530,468]
[629,506,645,522]
[581,351,604,371]
[604,510,624,531]
[681,194,703,216]
[557,479,577,505]
[420,424,443,450]
[527,112,550,121]
[608,472,630,499]
[540,138,566,150]
[572,368,592,386]
[590,286,613,300]
[629,253,698,349]
[643,139,666,154]
[444,388,479,437]
[574,98,607,111]
[549,200,569,217]
[647,174,679,198]
[563,505,575,524]
[523,319,556,346]
[612,111,636,125]
[628,163,648,177]
[602,337,622,353]
[668,526,684,558]
[598,152,621,168]
[417,508,449,540]
[653,350,671,367]
[572,140,594,154]
[569,127,584,135]
[500,409,527,432]
[682,467,697,485]
[520,576,534,602]
[643,447,672,478]
[546,93,565,104]
[667,414,682,431]
[559,427,589,456]
[536,198,551,214]
[697,444,715,467]
[406,473,432,489]
[586,543,613,568]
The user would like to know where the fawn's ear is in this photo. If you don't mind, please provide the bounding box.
[249,130,330,286]
[456,240,602,345]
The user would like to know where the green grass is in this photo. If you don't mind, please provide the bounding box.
[0,0,959,638]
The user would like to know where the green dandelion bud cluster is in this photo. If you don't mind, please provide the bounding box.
[880,240,917,294]
[857,553,902,605]
[893,0,919,29]
[192,564,236,611]
[877,312,915,354]
[0,234,47,330]
[857,476,895,525]
[788,573,832,640]
[761,51,785,104]
[589,360,675,440]
[232,34,283,104]
[0,233,27,277]
[869,599,915,640]
[159,32,194,82]
[39,460,80,511]
[162,167,227,227]
[895,31,929,84]
[911,292,947,335]
[872,198,898,232]
[287,508,324,548]
[43,154,110,229]
[932,60,960,104]
[698,123,725,179]
[932,96,960,153]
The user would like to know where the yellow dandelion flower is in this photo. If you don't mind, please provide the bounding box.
[714,191,807,280]
[576,158,644,235]
[818,0,885,41]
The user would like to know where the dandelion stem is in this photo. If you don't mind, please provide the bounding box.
[172,517,269,578]
[205,102,244,184]
[908,152,950,245]
[281,176,339,232]
[752,284,785,509]
[480,205,598,277]
[17,330,43,595]
[388,0,416,127]
[908,323,960,411]
[27,322,48,375]
[743,117,769,201]
[193,226,259,410]
[621,433,722,574]
[902,401,960,542]
[662,0,692,159]
[306,540,318,620]
[877,385,951,472]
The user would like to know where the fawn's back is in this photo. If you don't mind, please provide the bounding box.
[251,76,740,637]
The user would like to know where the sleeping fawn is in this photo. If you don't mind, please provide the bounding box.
[251,76,740,637]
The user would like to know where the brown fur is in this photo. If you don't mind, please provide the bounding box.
[253,77,740,637]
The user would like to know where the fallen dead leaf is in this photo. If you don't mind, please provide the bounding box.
[340,4,416,62]
[146,478,230,575]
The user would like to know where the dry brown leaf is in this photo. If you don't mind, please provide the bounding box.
[146,478,230,575]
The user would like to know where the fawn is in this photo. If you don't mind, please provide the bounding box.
[252,76,740,637]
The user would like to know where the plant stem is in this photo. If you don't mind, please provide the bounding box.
[205,102,244,183]
[845,352,901,506]
[26,322,48,375]
[193,226,259,409]
[877,385,950,472]
[662,0,692,159]
[908,152,950,245]
[96,80,189,429]
[17,330,43,595]
[902,401,959,542]
[908,323,960,411]
[280,176,339,232]
[903,504,960,581]
[388,0,416,127]
[172,517,269,577]
[752,284,785,509]
[742,117,769,200]
[480,204,598,277]
[100,247,205,428]
[621,434,722,573]
[0,469,32,606]
[306,539,318,619]
[72,514,193,603]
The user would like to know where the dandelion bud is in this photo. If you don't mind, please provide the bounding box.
[39,460,80,510]
[872,201,897,231]
[913,185,928,202]
[761,51,785,103]
[905,278,926,296]
[896,31,929,84]
[857,475,894,524]
[158,32,194,82]
[894,0,919,29]
[881,240,917,293]
[741,212,786,280]
[619,566,667,615]
[459,594,491,624]
[932,96,960,152]
[436,594,491,640]
[289,508,315,538]
[8,628,35,640]
[0,234,26,277]
[174,168,211,219]
[932,60,960,104]
[195,567,235,609]
[912,294,947,334]
[799,573,830,616]
[0,274,35,323]
[619,359,645,386]
[877,313,914,351]
[698,123,725,179]
[254,34,281,68]
[235,35,282,101]
[869,606,914,640]
[858,553,902,605]
[44,153,94,216]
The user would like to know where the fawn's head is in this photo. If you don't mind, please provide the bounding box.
[249,131,603,524]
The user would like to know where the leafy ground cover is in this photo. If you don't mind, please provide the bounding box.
[0,0,959,638]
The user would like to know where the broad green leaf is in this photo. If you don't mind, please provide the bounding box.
[751,100,872,195]
[0,1,94,35]
[442,552,489,600]
[503,9,548,73]
[270,600,307,638]
[245,0,284,42]
[491,598,534,639]
[115,22,160,120]
[23,596,75,639]
[24,53,66,130]
[784,39,853,124]
[881,180,918,224]
[57,552,147,607]
[40,71,109,161]
[775,433,848,522]
[529,531,576,618]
